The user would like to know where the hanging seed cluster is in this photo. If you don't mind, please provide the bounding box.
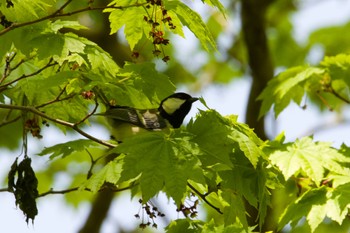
[134,199,165,229]
[176,198,199,218]
[143,0,176,62]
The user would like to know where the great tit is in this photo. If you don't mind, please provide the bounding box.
[99,93,198,142]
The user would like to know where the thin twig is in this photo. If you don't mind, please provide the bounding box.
[74,100,99,126]
[1,184,133,197]
[38,184,134,198]
[86,149,95,179]
[0,103,116,148]
[328,86,350,104]
[38,187,79,197]
[36,94,75,109]
[35,85,72,109]
[0,188,10,193]
[187,182,223,214]
[0,1,148,36]
[0,52,16,84]
[316,91,333,111]
[0,115,21,127]
[0,58,56,92]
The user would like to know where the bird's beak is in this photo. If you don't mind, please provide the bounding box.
[190,97,199,103]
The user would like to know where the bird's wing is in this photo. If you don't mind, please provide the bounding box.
[102,107,168,130]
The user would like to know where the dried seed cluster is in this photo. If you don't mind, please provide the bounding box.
[134,0,176,62]
[135,199,166,229]
[176,198,199,218]
[25,117,43,139]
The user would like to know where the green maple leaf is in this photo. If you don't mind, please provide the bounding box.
[187,110,234,168]
[227,116,265,168]
[326,183,350,225]
[278,187,328,231]
[188,111,264,169]
[258,66,324,118]
[106,2,145,51]
[269,137,350,184]
[166,218,202,233]
[81,159,122,193]
[321,54,350,87]
[37,139,100,159]
[221,191,248,228]
[165,1,217,51]
[115,130,203,205]
[280,183,350,232]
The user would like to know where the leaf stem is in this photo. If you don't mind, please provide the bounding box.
[328,86,350,104]
[0,58,56,92]
[187,182,223,214]
[0,115,21,127]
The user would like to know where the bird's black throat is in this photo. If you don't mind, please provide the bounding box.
[158,100,195,128]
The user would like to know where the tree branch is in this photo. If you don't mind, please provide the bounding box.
[187,182,223,215]
[35,85,74,109]
[38,187,79,197]
[0,1,148,36]
[0,52,16,84]
[0,184,134,197]
[38,185,134,198]
[0,103,116,148]
[0,115,20,127]
[0,187,10,193]
[75,100,99,125]
[0,58,56,92]
[328,86,350,104]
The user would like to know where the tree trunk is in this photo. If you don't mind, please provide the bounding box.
[241,0,275,141]
[240,0,275,231]
[78,190,115,233]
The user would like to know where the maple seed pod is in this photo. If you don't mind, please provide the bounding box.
[81,90,95,100]
[131,51,139,59]
[153,37,162,44]
[162,39,169,45]
[153,50,161,56]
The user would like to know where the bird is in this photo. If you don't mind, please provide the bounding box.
[98,92,198,142]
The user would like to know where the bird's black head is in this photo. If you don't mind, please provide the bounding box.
[158,92,198,128]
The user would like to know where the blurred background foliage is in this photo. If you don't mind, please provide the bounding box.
[2,0,350,232]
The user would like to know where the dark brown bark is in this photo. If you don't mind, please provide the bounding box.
[241,0,275,141]
[240,0,275,231]
[77,1,131,231]
[78,190,115,233]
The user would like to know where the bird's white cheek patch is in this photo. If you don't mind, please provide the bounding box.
[131,127,141,133]
[162,98,186,114]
